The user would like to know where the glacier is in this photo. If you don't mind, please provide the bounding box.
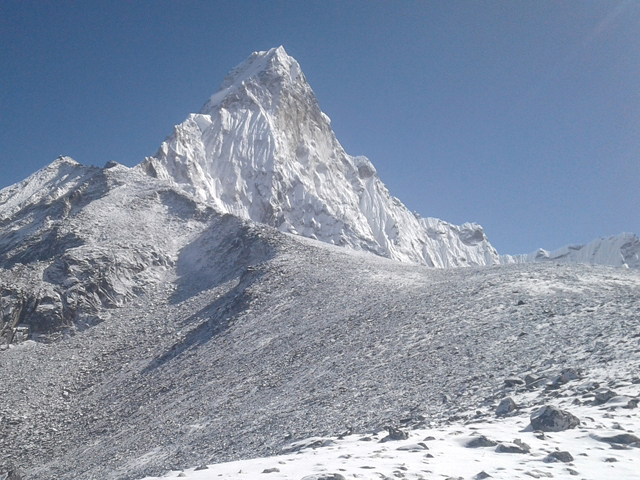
[501,232,640,269]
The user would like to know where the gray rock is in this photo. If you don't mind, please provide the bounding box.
[504,377,524,387]
[380,426,408,442]
[594,389,617,405]
[544,451,574,463]
[530,406,580,432]
[466,435,498,448]
[0,470,21,480]
[496,397,517,416]
[559,368,581,381]
[263,467,280,473]
[525,374,548,389]
[550,370,579,387]
[475,472,491,479]
[597,433,640,445]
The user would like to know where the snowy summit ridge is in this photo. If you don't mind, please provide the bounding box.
[502,232,640,269]
[140,46,499,267]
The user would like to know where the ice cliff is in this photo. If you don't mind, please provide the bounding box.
[501,233,640,269]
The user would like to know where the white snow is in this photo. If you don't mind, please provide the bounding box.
[502,233,640,269]
[143,368,640,480]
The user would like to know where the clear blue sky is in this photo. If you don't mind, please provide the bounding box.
[1,1,638,254]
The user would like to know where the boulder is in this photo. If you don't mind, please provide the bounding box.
[466,435,497,448]
[496,441,530,454]
[530,406,580,432]
[0,470,21,480]
[545,451,574,463]
[380,426,408,442]
[597,433,640,445]
[504,377,524,387]
[496,397,517,416]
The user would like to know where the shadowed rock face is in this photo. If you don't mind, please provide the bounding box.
[0,161,216,341]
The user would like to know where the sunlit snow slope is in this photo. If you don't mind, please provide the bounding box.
[502,233,640,269]
[139,47,499,267]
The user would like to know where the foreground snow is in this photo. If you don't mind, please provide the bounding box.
[145,364,639,480]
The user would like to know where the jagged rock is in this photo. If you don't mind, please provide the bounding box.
[558,368,581,381]
[496,439,530,454]
[545,451,574,463]
[466,435,497,448]
[263,467,280,473]
[566,468,579,476]
[282,437,335,453]
[525,375,548,389]
[0,469,21,480]
[504,377,524,387]
[396,443,428,451]
[194,465,208,470]
[594,389,618,405]
[496,397,517,416]
[380,426,409,442]
[596,433,640,445]
[530,406,580,432]
[301,475,346,480]
[475,472,491,479]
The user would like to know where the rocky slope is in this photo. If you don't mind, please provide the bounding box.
[139,46,499,268]
[1,227,639,479]
[0,157,216,344]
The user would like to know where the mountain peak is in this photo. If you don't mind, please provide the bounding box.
[51,155,80,167]
[141,48,499,268]
[201,46,303,113]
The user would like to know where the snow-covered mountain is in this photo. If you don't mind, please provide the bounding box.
[501,233,640,269]
[139,46,499,268]
[1,47,640,480]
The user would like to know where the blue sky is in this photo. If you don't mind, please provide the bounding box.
[1,1,638,254]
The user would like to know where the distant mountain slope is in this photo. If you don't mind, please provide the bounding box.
[0,157,219,340]
[140,46,499,268]
[501,233,640,269]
